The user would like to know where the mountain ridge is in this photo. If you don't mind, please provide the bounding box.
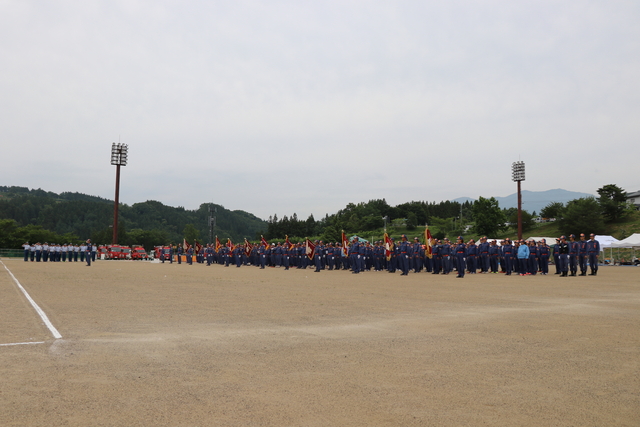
[452,189,595,214]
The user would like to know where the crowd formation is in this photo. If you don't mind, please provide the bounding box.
[21,240,96,266]
[158,233,602,278]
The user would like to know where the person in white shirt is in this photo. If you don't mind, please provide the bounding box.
[23,242,30,261]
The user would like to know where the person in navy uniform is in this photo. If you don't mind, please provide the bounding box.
[478,237,490,273]
[501,238,514,275]
[187,245,194,265]
[466,239,477,274]
[314,240,323,272]
[528,240,538,275]
[258,243,267,269]
[538,239,550,275]
[586,234,600,275]
[441,238,452,274]
[283,244,291,270]
[349,237,360,274]
[233,244,242,267]
[568,234,579,276]
[397,234,411,276]
[557,236,569,277]
[552,238,561,274]
[85,239,92,266]
[412,237,423,273]
[578,233,588,276]
[454,236,467,278]
[488,240,500,273]
[431,240,441,274]
[205,244,213,266]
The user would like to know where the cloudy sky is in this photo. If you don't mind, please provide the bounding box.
[2,1,638,220]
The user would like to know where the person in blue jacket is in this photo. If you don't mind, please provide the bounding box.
[517,239,530,276]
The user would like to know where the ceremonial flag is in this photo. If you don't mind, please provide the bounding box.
[215,236,222,253]
[384,232,394,261]
[341,230,349,257]
[284,235,292,249]
[424,226,434,259]
[183,238,192,251]
[194,240,203,254]
[226,238,234,252]
[244,238,253,256]
[305,238,316,260]
[261,235,269,249]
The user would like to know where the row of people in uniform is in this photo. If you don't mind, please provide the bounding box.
[158,233,601,278]
[22,242,98,263]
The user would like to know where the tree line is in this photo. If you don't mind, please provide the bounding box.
[1,184,632,249]
[262,184,634,243]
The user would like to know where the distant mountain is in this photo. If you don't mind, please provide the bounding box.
[452,189,595,214]
[0,186,267,242]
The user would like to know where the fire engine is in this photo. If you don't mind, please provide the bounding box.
[97,245,130,260]
[131,246,148,260]
[154,246,172,261]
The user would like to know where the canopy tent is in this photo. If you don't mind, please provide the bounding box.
[610,233,640,249]
[594,235,620,249]
[526,237,558,244]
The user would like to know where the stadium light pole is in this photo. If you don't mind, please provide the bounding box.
[512,161,525,240]
[111,143,128,244]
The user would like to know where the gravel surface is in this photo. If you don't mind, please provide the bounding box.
[1,259,638,426]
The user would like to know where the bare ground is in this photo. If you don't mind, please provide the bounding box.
[1,259,638,426]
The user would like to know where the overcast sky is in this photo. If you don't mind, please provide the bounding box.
[2,1,638,220]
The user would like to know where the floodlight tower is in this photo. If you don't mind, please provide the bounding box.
[512,161,525,240]
[111,143,128,244]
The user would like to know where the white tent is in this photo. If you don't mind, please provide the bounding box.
[610,233,640,249]
[526,237,558,244]
[594,235,620,249]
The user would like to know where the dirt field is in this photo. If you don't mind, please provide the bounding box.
[1,258,638,426]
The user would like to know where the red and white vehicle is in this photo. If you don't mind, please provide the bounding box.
[154,246,172,260]
[131,246,148,260]
[97,245,131,260]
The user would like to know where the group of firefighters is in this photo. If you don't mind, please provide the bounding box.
[158,233,601,278]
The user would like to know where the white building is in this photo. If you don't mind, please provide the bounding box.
[626,190,640,210]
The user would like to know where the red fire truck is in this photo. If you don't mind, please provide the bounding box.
[131,246,148,260]
[97,245,130,260]
[154,246,172,261]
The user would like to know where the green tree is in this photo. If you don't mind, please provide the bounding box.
[557,197,605,236]
[406,212,417,231]
[0,219,19,247]
[508,210,536,233]
[183,224,200,242]
[472,197,506,237]
[540,202,565,219]
[597,184,627,222]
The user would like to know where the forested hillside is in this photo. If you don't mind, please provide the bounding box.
[0,186,266,248]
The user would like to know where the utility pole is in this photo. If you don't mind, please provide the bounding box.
[110,143,128,244]
[208,205,216,244]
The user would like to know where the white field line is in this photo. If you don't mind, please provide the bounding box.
[0,341,46,347]
[0,260,62,339]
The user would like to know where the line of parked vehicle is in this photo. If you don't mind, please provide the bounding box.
[96,245,149,260]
